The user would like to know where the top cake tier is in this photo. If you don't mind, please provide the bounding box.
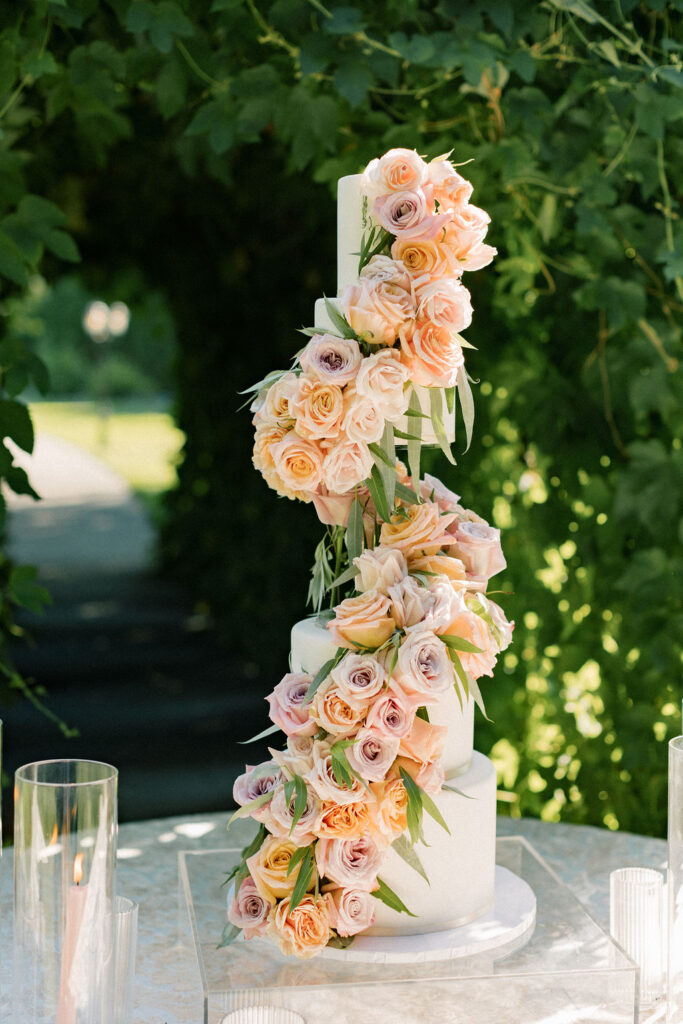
[336,174,364,295]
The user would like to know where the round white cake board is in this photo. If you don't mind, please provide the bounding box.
[319,865,536,964]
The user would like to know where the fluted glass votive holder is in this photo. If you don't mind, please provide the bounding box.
[610,866,664,1005]
[668,736,683,1023]
[112,895,138,1024]
[13,759,118,1024]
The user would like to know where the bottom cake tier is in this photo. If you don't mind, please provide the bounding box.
[369,751,496,936]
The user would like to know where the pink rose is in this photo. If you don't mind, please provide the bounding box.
[228,877,273,939]
[399,320,465,389]
[355,349,410,422]
[299,334,362,385]
[270,432,324,494]
[341,389,385,445]
[266,673,317,737]
[398,716,447,764]
[427,157,473,211]
[453,520,506,581]
[346,726,400,782]
[395,628,453,703]
[268,781,320,846]
[414,277,473,334]
[362,148,428,200]
[315,834,383,891]
[374,187,452,240]
[365,682,421,740]
[324,886,375,937]
[330,653,387,707]
[322,438,373,494]
[291,377,345,441]
[342,277,413,346]
[354,546,408,594]
[233,761,283,822]
[444,204,496,272]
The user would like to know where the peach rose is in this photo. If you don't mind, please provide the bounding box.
[270,432,324,493]
[362,148,428,200]
[341,388,385,445]
[395,628,453,703]
[291,378,345,441]
[354,546,408,594]
[314,800,371,840]
[330,652,387,707]
[342,277,413,346]
[311,677,365,738]
[324,886,376,937]
[228,877,273,939]
[398,716,447,764]
[327,589,396,650]
[444,204,497,272]
[299,334,362,385]
[443,607,497,679]
[399,320,465,389]
[271,894,330,959]
[452,520,506,581]
[408,553,469,589]
[322,438,373,494]
[355,348,410,422]
[368,776,408,841]
[262,465,313,503]
[346,726,400,782]
[365,682,421,740]
[312,488,356,527]
[414,277,473,333]
[391,237,461,280]
[315,834,383,891]
[261,372,299,423]
[247,835,315,903]
[306,739,366,805]
[395,754,445,796]
[427,157,473,211]
[379,502,458,556]
[252,422,288,475]
[266,673,317,738]
[374,187,452,240]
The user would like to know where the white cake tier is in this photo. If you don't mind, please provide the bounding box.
[368,752,496,936]
[337,174,364,294]
[291,617,474,777]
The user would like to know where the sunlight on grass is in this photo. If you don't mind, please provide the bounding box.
[30,401,185,494]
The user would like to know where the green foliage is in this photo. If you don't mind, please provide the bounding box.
[0,0,681,836]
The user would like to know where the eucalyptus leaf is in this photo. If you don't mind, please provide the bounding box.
[372,877,416,917]
[345,495,365,562]
[368,464,392,523]
[288,846,315,917]
[456,365,475,453]
[326,563,360,591]
[217,922,242,949]
[324,297,357,339]
[429,387,456,465]
[399,767,424,846]
[227,789,274,828]
[407,387,422,489]
[439,633,484,653]
[392,833,429,883]
[238,722,281,745]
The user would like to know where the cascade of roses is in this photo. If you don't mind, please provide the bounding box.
[227,474,513,957]
[251,148,496,515]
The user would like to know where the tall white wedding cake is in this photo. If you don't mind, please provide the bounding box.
[225,149,516,958]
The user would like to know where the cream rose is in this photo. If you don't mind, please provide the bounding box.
[399,320,465,389]
[354,546,408,594]
[247,835,314,903]
[311,677,365,737]
[266,673,317,737]
[395,628,453,703]
[269,734,316,778]
[419,473,461,512]
[270,432,324,494]
[362,148,428,201]
[262,465,313,503]
[388,575,433,629]
[414,277,473,333]
[262,372,299,422]
[228,877,273,939]
[306,739,366,805]
[354,348,410,422]
[360,254,413,291]
[327,589,395,650]
[468,593,514,653]
[421,577,465,633]
[299,334,362,385]
[330,652,387,707]
[314,800,371,840]
[315,834,383,891]
[346,726,400,782]
[322,438,373,494]
[453,520,506,581]
[291,378,345,441]
[324,886,376,937]
[380,502,457,556]
[271,895,330,959]
[341,388,385,445]
[342,277,413,346]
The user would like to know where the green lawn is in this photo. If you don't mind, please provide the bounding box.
[30,401,185,495]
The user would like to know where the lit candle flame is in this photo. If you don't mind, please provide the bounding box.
[73,853,84,886]
[50,824,59,846]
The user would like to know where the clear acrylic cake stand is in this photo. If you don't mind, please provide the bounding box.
[178,837,638,1024]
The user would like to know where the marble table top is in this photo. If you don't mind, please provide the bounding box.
[0,812,667,1023]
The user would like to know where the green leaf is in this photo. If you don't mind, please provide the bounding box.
[288,846,314,916]
[5,466,39,499]
[368,463,391,523]
[217,921,242,949]
[430,387,455,465]
[444,386,455,415]
[547,0,599,22]
[394,481,421,505]
[439,634,483,654]
[286,843,311,877]
[407,386,422,489]
[326,563,360,591]
[368,441,396,471]
[416,706,430,722]
[657,66,683,89]
[334,58,374,108]
[442,783,474,799]
[289,774,309,835]
[391,833,429,883]
[157,56,187,119]
[8,566,51,613]
[449,650,470,709]
[345,495,365,562]
[372,877,416,917]
[0,399,34,453]
[238,722,281,744]
[392,426,422,441]
[456,366,474,453]
[0,230,28,285]
[308,535,334,612]
[303,649,345,703]
[420,788,450,835]
[227,789,274,828]
[399,767,424,846]
[43,229,80,262]
[323,297,357,339]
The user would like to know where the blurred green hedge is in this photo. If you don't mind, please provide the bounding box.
[0,0,681,835]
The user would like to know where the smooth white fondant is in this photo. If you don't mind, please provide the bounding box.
[319,865,536,963]
[368,752,496,936]
[290,616,474,776]
[337,174,364,294]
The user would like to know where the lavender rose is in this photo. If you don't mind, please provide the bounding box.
[395,628,453,704]
[330,653,387,708]
[299,334,362,386]
[228,876,273,939]
[346,727,400,782]
[365,683,420,741]
[266,673,317,737]
[233,761,283,822]
[453,520,506,582]
[316,834,383,891]
[373,187,452,240]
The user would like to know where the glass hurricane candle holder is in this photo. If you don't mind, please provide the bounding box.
[610,867,664,1005]
[13,759,118,1024]
[668,736,683,1023]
